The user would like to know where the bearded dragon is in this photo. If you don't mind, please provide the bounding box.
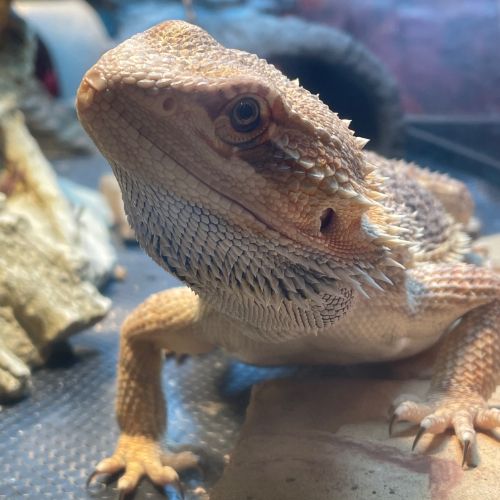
[77,20,500,496]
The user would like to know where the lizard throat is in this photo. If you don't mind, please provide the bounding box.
[113,166,356,340]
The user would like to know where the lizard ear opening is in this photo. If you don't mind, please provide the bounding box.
[320,208,336,235]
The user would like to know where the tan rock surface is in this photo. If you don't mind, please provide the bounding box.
[211,378,500,500]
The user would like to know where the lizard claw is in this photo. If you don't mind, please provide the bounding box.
[116,478,184,500]
[86,469,100,490]
[172,478,185,499]
[86,468,112,493]
[388,412,398,437]
[462,438,471,468]
[411,425,427,451]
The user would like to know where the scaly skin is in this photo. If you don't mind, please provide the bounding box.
[77,21,500,494]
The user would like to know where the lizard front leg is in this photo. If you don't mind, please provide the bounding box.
[89,286,214,495]
[391,264,500,465]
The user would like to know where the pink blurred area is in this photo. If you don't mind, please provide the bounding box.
[294,0,500,115]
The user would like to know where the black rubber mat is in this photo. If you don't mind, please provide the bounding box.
[1,152,499,500]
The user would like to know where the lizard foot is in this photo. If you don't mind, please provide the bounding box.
[389,391,500,467]
[87,434,199,496]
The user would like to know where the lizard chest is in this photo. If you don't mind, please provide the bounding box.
[203,293,453,366]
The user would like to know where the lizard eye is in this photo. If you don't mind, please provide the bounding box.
[214,94,270,146]
[230,98,260,132]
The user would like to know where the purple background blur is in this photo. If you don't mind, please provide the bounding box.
[294,0,500,117]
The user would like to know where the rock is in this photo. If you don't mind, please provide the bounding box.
[0,305,42,367]
[0,211,111,345]
[211,378,500,500]
[0,319,32,401]
[0,209,110,399]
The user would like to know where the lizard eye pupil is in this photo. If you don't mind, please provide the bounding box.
[230,98,260,132]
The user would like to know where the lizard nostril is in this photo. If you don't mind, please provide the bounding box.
[320,208,336,234]
[84,68,108,92]
[77,69,108,114]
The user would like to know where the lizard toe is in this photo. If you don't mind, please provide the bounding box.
[86,455,125,491]
[144,462,179,486]
[451,410,476,450]
[95,455,126,475]
[476,407,500,430]
[390,397,433,433]
[117,461,145,493]
[161,450,200,471]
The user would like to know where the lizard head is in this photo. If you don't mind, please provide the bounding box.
[78,21,406,330]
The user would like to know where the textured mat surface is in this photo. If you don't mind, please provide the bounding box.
[1,152,499,500]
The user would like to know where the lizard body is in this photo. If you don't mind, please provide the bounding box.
[77,21,500,494]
